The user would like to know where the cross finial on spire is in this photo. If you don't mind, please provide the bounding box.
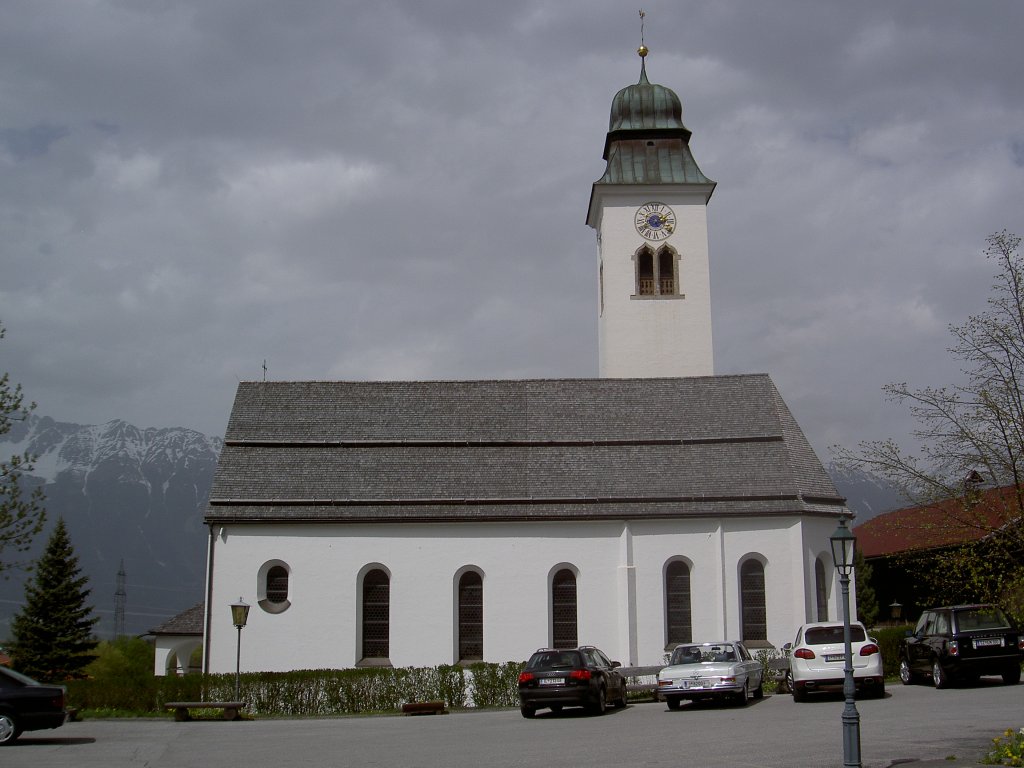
[637,9,649,83]
[638,9,648,57]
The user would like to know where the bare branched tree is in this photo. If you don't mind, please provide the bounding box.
[834,231,1024,611]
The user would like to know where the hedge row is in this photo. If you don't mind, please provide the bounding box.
[66,661,526,716]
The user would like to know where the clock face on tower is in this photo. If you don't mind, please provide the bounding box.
[634,202,676,241]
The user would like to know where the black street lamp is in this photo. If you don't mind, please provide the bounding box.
[830,518,861,768]
[230,597,250,702]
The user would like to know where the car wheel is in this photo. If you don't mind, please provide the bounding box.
[666,696,681,711]
[589,684,607,715]
[873,679,886,699]
[735,681,749,706]
[792,684,807,703]
[783,670,794,694]
[0,713,21,745]
[1002,664,1022,685]
[613,684,628,709]
[753,679,765,700]
[520,705,536,719]
[899,658,915,685]
[932,659,950,689]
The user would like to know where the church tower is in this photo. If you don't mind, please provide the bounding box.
[586,45,716,378]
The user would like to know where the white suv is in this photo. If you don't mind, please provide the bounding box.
[788,622,884,702]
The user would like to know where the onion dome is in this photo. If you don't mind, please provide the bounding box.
[593,47,715,190]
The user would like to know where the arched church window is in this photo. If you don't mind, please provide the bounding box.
[815,557,829,622]
[665,560,692,647]
[634,245,679,297]
[658,247,677,295]
[362,568,390,660]
[457,570,483,662]
[636,247,655,295]
[740,559,767,643]
[551,568,578,648]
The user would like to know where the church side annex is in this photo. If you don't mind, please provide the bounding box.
[187,45,850,675]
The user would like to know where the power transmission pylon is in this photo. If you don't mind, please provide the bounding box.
[114,560,127,639]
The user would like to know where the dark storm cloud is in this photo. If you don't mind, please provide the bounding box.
[1,0,1022,459]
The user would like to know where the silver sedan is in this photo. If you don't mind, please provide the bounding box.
[657,641,765,709]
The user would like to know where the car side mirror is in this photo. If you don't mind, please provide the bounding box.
[781,642,792,653]
[611,661,622,668]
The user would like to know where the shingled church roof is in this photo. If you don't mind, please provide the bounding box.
[205,375,846,525]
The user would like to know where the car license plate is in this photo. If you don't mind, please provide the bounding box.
[825,654,844,662]
[539,678,565,686]
[974,638,1003,648]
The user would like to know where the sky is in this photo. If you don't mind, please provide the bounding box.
[2,0,1023,462]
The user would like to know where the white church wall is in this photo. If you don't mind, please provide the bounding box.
[205,514,838,674]
[207,520,633,673]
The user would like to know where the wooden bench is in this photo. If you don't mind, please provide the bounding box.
[618,665,665,699]
[164,701,247,721]
[401,701,447,715]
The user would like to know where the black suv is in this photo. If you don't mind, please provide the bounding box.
[899,604,1024,688]
[517,646,628,718]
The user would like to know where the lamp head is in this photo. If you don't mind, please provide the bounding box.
[230,597,250,628]
[829,517,857,576]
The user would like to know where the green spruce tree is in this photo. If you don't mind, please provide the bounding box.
[10,518,98,680]
[854,549,879,628]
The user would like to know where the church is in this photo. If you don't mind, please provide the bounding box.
[163,45,850,676]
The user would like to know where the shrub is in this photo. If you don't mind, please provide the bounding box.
[982,727,1024,766]
[870,625,913,678]
[66,662,526,716]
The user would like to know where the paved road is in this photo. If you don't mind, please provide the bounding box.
[3,681,1021,768]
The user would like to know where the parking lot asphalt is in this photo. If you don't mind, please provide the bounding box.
[2,681,1020,768]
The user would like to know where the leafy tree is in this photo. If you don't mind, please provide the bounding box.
[0,322,46,576]
[9,518,99,680]
[834,231,1024,612]
[86,636,155,688]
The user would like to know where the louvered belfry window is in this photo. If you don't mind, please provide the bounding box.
[458,571,483,661]
[362,569,390,658]
[740,560,767,642]
[814,558,829,622]
[665,561,692,646]
[551,569,578,648]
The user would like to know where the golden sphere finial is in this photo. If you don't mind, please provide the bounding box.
[638,44,648,58]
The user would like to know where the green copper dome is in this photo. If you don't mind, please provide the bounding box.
[594,53,715,190]
[608,59,687,132]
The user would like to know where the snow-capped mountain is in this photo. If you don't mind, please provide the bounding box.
[0,415,222,639]
[828,462,904,523]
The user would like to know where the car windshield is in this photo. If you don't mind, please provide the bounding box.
[805,625,866,644]
[670,644,736,665]
[955,606,1010,631]
[527,651,582,669]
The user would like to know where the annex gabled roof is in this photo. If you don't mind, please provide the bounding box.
[149,602,204,636]
[855,485,1021,558]
[205,375,846,525]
